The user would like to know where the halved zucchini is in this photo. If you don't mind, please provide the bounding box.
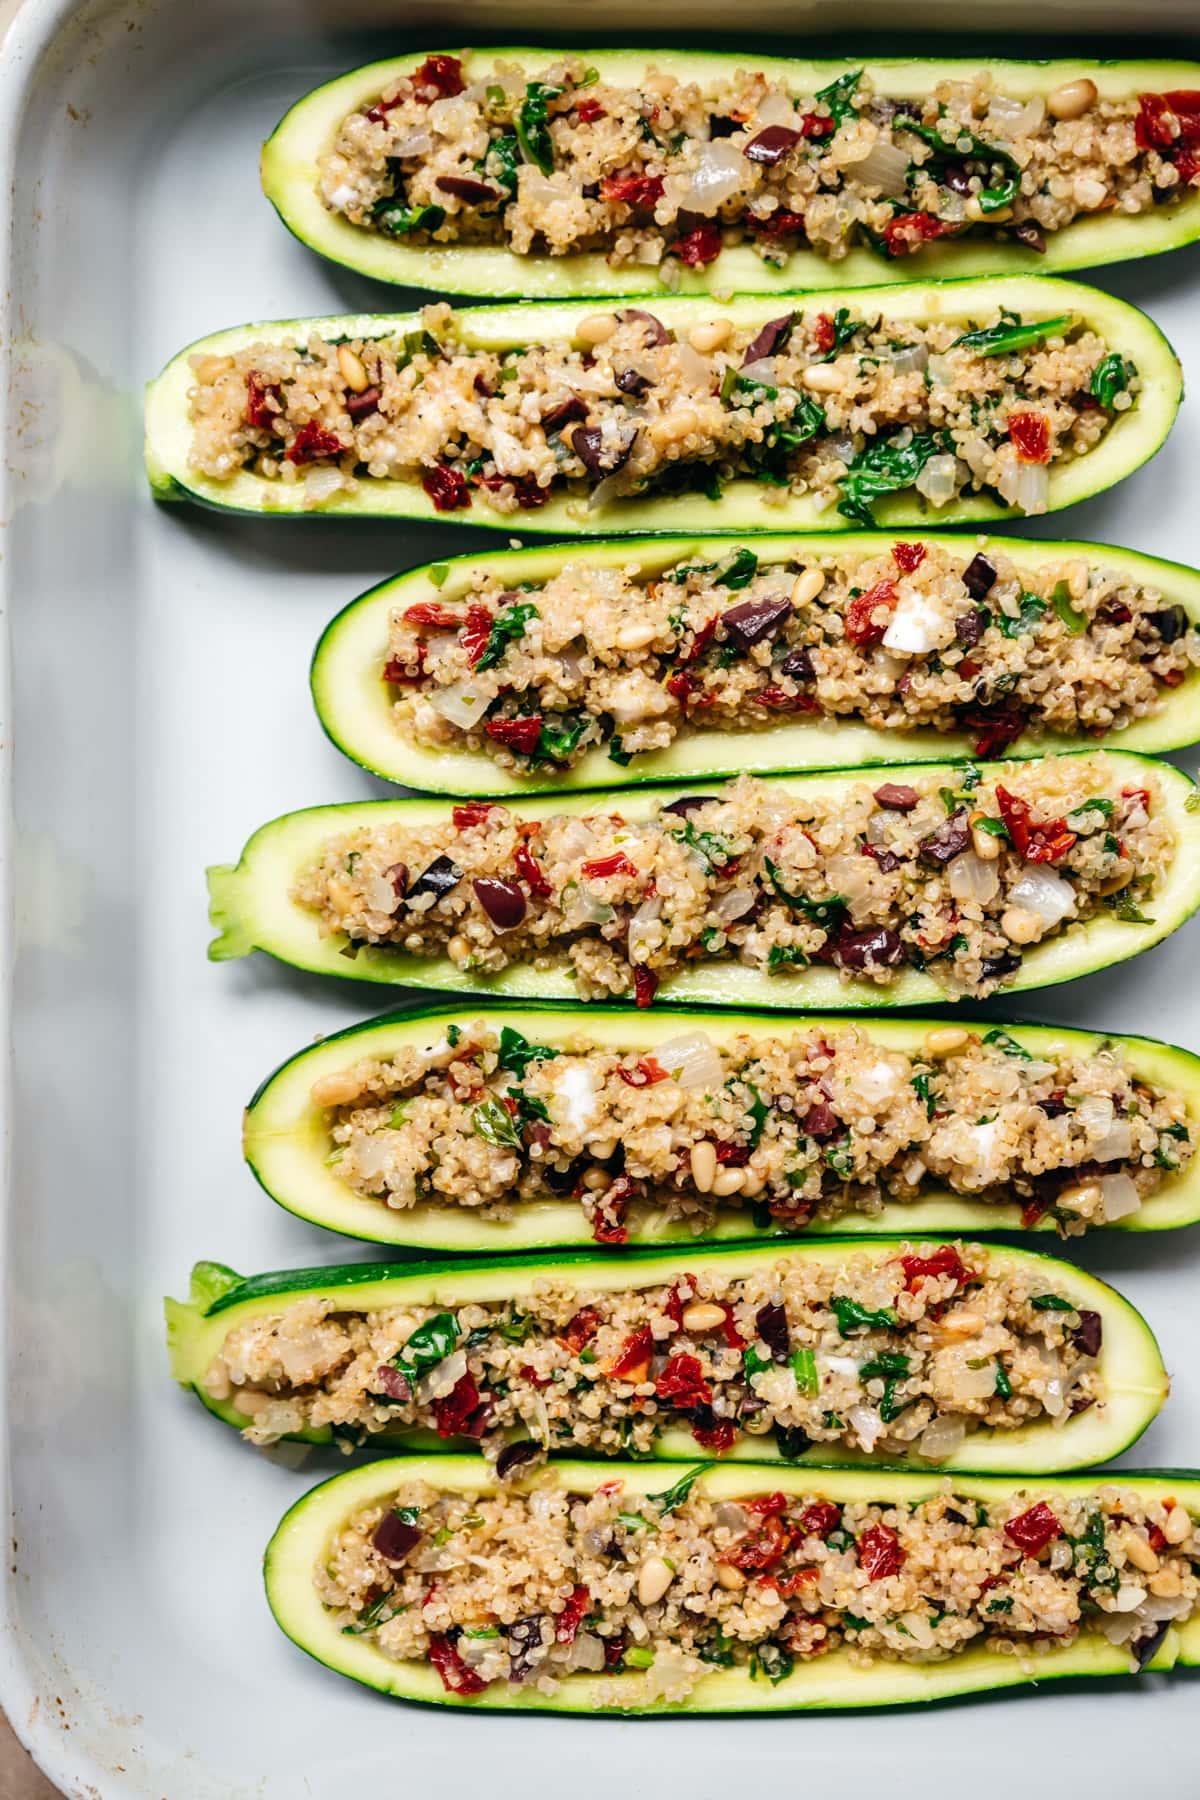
[261,51,1200,296]
[207,751,1200,1009]
[166,1238,1166,1470]
[240,1002,1200,1248]
[145,279,1181,535]
[310,531,1200,796]
[264,1455,1200,1711]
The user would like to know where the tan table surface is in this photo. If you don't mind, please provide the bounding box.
[0,1712,57,1799]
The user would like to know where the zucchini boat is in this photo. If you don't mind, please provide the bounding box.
[145,279,1181,535]
[262,51,1200,296]
[310,531,1200,796]
[265,1456,1200,1712]
[166,1238,1167,1471]
[240,1004,1200,1249]
[208,751,1200,1011]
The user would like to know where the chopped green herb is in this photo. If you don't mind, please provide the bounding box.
[649,1462,713,1515]
[910,1071,936,1119]
[371,199,446,236]
[817,307,857,362]
[1106,893,1155,924]
[790,1347,818,1394]
[997,593,1047,638]
[623,1647,655,1669]
[1031,1294,1076,1313]
[475,600,538,673]
[994,1362,1013,1399]
[767,944,810,971]
[982,1027,1032,1060]
[1051,581,1088,635]
[952,313,1072,357]
[497,1025,560,1079]
[750,1642,795,1684]
[471,1096,523,1150]
[830,1296,897,1334]
[837,431,950,529]
[391,1311,460,1382]
[764,858,846,928]
[813,69,863,129]
[1089,353,1136,409]
[859,1351,910,1380]
[986,1596,1014,1615]
[516,81,563,175]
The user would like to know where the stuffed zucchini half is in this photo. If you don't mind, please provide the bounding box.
[240,1004,1200,1249]
[145,279,1180,536]
[167,1238,1166,1472]
[264,1456,1200,1712]
[261,51,1200,296]
[310,531,1200,796]
[208,751,1200,1012]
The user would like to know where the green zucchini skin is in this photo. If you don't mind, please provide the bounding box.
[261,50,1200,296]
[310,531,1200,796]
[239,1001,1200,1249]
[165,1237,1167,1471]
[207,751,1200,1010]
[264,1455,1200,1712]
[144,278,1181,534]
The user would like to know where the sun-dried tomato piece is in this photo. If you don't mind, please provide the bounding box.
[576,97,606,123]
[633,967,659,1009]
[428,1634,487,1695]
[475,473,551,509]
[996,785,1076,864]
[382,646,427,685]
[1004,1501,1062,1556]
[451,802,497,829]
[413,54,465,101]
[892,541,927,573]
[245,372,282,431]
[690,1408,737,1452]
[766,1566,821,1597]
[857,1523,905,1580]
[607,1326,655,1379]
[654,1353,712,1409]
[899,1246,971,1290]
[432,1371,490,1439]
[285,421,345,465]
[555,1584,590,1645]
[558,1307,601,1353]
[515,842,552,897]
[422,464,472,510]
[404,601,462,630]
[671,223,722,265]
[812,313,837,354]
[486,716,543,756]
[745,1492,789,1516]
[458,604,493,667]
[1021,1196,1050,1230]
[798,112,834,138]
[666,669,699,703]
[844,580,897,647]
[749,209,807,238]
[617,1056,670,1088]
[725,1513,791,1572]
[715,1142,751,1166]
[677,615,718,666]
[799,1501,842,1540]
[960,705,1027,760]
[581,850,637,880]
[1008,410,1050,464]
[751,686,818,712]
[883,212,957,255]
[599,172,665,207]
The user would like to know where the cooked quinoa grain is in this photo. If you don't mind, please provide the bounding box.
[292,758,1172,1003]
[187,298,1138,519]
[385,540,1199,774]
[316,56,1200,272]
[210,1242,1108,1463]
[306,1019,1192,1240]
[317,1475,1200,1699]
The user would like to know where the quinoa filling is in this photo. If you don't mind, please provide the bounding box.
[319,1476,1200,1699]
[316,56,1200,270]
[388,540,1198,774]
[306,1020,1192,1240]
[293,758,1172,1004]
[210,1244,1105,1463]
[187,300,1138,520]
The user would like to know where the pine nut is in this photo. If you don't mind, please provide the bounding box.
[936,1308,982,1340]
[637,1555,675,1606]
[925,1028,969,1058]
[681,1302,728,1334]
[337,345,370,392]
[447,934,472,961]
[715,1562,746,1589]
[1000,905,1042,945]
[1164,1506,1193,1545]
[712,1168,745,1197]
[1149,1567,1184,1598]
[582,1167,610,1191]
[577,312,618,346]
[310,1070,363,1108]
[740,1168,765,1198]
[649,406,707,447]
[1066,559,1090,601]
[589,1137,617,1161]
[232,1388,271,1417]
[1047,77,1098,120]
[616,621,658,651]
[969,814,1001,862]
[1056,1179,1104,1214]
[802,362,844,393]
[791,567,826,607]
[688,317,732,353]
[1122,1529,1160,1574]
[690,1142,717,1193]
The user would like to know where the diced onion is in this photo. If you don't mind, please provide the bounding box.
[655,1031,723,1090]
[948,1362,998,1402]
[680,140,747,214]
[587,472,626,513]
[1094,1120,1133,1162]
[415,1347,467,1403]
[390,129,433,157]
[888,342,929,376]
[567,1632,607,1672]
[365,874,400,914]
[824,1354,861,1380]
[303,465,347,503]
[754,91,798,128]
[1099,1172,1142,1221]
[675,342,712,388]
[430,681,490,730]
[740,357,777,385]
[988,94,1046,139]
[949,850,1000,905]
[847,1403,883,1450]
[1010,866,1077,929]
[898,1611,937,1648]
[842,139,911,197]
[714,885,757,924]
[1014,459,1050,515]
[627,894,663,962]
[917,1414,967,1462]
[715,1502,749,1531]
[914,453,961,507]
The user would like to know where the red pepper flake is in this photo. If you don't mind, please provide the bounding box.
[404,601,462,630]
[285,420,345,465]
[799,1501,842,1540]
[892,541,927,574]
[1148,1523,1167,1553]
[812,313,836,354]
[996,785,1076,864]
[599,172,665,208]
[725,1514,791,1572]
[798,112,834,138]
[607,1326,655,1379]
[857,1523,905,1580]
[519,1363,551,1388]
[558,1307,601,1353]
[486,716,543,756]
[382,646,427,685]
[422,464,472,511]
[1004,1501,1061,1556]
[899,1245,970,1291]
[717,1305,745,1351]
[581,850,637,880]
[883,212,958,256]
[745,1492,789,1516]
[555,1584,590,1645]
[428,1634,487,1695]
[671,223,722,265]
[749,209,807,239]
[654,1353,712,1409]
[576,97,606,123]
[1008,410,1051,464]
[452,801,497,829]
[844,580,897,647]
[666,669,700,703]
[515,842,552,897]
[460,604,493,667]
[245,372,282,431]
[413,54,465,101]
[678,615,718,666]
[633,967,659,1009]
[690,1410,737,1452]
[751,685,818,713]
[432,1371,489,1439]
[1121,785,1152,812]
[617,1056,670,1087]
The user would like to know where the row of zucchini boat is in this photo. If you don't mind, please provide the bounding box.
[162,45,1200,1716]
